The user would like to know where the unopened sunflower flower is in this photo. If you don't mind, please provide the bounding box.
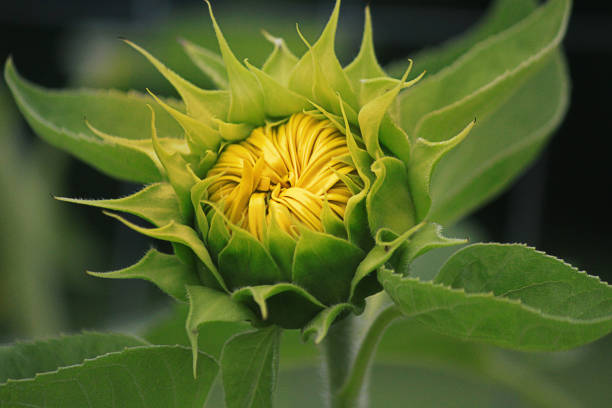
[7,0,473,363]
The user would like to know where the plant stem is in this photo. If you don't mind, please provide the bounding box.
[321,314,355,402]
[323,305,403,408]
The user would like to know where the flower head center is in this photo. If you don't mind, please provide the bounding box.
[206,113,357,240]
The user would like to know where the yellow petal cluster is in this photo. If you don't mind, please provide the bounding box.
[206,113,357,240]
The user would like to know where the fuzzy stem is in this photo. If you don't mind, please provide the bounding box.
[323,306,402,408]
[320,315,356,405]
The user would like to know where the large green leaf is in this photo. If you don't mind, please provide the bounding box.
[221,327,282,408]
[4,59,184,183]
[0,332,146,383]
[380,244,612,351]
[399,0,570,140]
[386,0,538,78]
[0,345,218,408]
[428,52,568,224]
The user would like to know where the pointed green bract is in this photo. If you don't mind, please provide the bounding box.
[104,212,227,291]
[232,283,325,328]
[205,1,265,125]
[344,6,388,105]
[220,327,281,408]
[57,182,183,227]
[289,0,358,109]
[180,38,229,89]
[349,223,424,301]
[218,227,284,289]
[303,303,355,344]
[409,120,474,221]
[402,222,466,264]
[88,249,198,301]
[261,31,299,86]
[149,107,198,220]
[264,216,297,281]
[186,285,254,376]
[358,67,412,159]
[124,39,229,123]
[367,157,416,235]
[148,90,222,153]
[292,229,364,305]
[321,198,348,239]
[245,60,311,118]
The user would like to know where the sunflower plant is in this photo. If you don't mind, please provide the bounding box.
[2,0,612,407]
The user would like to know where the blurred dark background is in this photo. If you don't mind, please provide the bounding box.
[0,0,611,338]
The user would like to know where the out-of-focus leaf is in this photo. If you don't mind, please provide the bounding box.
[0,332,146,383]
[0,345,218,408]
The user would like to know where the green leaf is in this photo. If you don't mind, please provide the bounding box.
[205,1,265,125]
[399,0,570,142]
[57,182,183,227]
[143,303,249,360]
[0,345,218,408]
[367,157,416,235]
[233,283,325,329]
[88,248,199,302]
[180,38,229,89]
[218,227,284,290]
[387,0,538,78]
[428,52,569,224]
[292,229,364,305]
[186,285,255,375]
[401,222,466,264]
[4,58,182,183]
[380,244,612,351]
[0,332,146,383]
[221,327,282,408]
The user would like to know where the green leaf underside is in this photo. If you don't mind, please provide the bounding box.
[399,0,570,141]
[302,303,355,344]
[0,346,218,408]
[3,59,183,183]
[88,248,199,302]
[0,332,146,384]
[381,244,612,351]
[218,227,284,290]
[429,52,568,225]
[58,182,183,228]
[387,0,538,78]
[292,229,365,306]
[221,327,281,408]
[232,283,325,329]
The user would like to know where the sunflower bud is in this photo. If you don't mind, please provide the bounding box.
[8,0,474,360]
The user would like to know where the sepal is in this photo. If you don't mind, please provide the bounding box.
[180,38,229,89]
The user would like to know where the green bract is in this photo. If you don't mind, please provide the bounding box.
[5,0,612,392]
